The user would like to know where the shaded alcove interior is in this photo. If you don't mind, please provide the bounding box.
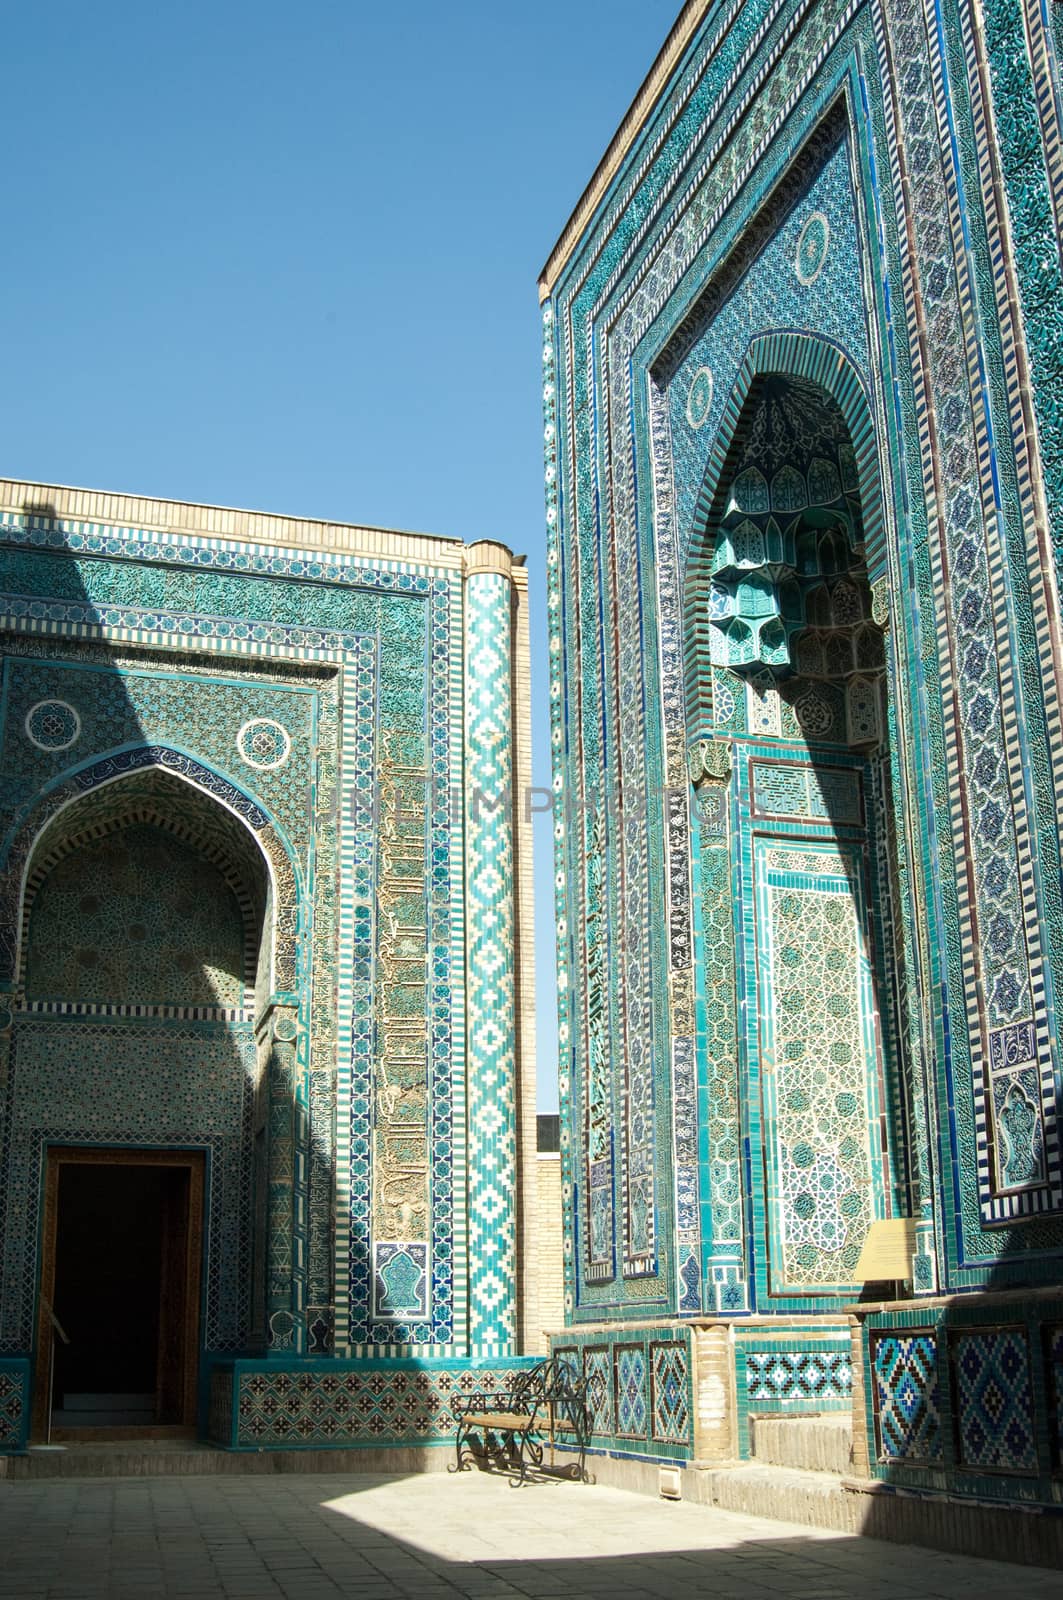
[22,770,272,1435]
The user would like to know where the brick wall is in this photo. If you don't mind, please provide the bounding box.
[524,1153,563,1354]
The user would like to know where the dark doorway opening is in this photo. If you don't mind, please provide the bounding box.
[34,1148,204,1440]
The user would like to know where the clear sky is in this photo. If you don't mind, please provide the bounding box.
[2,1,678,1109]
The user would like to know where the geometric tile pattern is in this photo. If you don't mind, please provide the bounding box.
[0,653,317,862]
[755,841,877,1290]
[545,0,1063,1338]
[614,1346,648,1438]
[463,572,517,1353]
[25,824,247,1011]
[0,498,484,1376]
[880,0,1063,1232]
[0,1362,28,1450]
[650,1342,690,1444]
[229,1360,533,1448]
[554,1330,694,1461]
[582,1346,614,1437]
[952,1329,1038,1473]
[1047,1325,1063,1470]
[1,1017,255,1355]
[745,1350,853,1404]
[870,1333,943,1462]
[697,782,746,1311]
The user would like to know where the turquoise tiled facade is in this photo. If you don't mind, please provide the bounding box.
[0,490,535,1449]
[543,0,1063,1505]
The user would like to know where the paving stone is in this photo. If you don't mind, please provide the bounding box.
[0,1470,1056,1598]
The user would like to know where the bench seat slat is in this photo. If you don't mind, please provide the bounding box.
[461,1410,533,1429]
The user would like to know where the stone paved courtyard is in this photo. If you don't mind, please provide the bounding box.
[1,1470,1060,1599]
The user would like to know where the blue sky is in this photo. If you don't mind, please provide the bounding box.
[2,1,677,1108]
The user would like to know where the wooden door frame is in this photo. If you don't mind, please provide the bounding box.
[33,1146,205,1442]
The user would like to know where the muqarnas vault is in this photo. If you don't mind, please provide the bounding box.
[542,0,1063,1514]
[0,480,542,1453]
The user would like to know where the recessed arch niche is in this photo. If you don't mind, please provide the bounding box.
[2,762,294,1440]
[683,334,904,1310]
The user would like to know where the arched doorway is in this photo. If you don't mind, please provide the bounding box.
[686,354,902,1310]
[13,769,273,1439]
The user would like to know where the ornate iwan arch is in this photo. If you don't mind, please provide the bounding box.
[684,332,887,739]
[0,745,302,1004]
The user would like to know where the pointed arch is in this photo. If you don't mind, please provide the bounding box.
[0,746,301,1000]
[683,333,885,738]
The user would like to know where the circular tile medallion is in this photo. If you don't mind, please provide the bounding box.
[237,717,291,770]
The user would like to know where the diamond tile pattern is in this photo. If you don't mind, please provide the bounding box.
[650,1342,690,1443]
[745,1350,852,1402]
[464,573,517,1351]
[953,1329,1038,1473]
[871,1333,942,1462]
[614,1346,648,1438]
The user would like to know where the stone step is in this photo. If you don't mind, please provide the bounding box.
[1,1442,452,1481]
[692,1460,861,1533]
[691,1460,1063,1569]
[749,1411,853,1475]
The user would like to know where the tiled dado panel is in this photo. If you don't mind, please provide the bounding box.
[0,1359,29,1450]
[870,1330,943,1463]
[863,1303,1063,1503]
[212,1358,536,1450]
[733,1327,852,1458]
[552,1329,693,1461]
[1047,1324,1063,1469]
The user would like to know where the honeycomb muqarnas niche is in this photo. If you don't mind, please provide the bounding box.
[540,0,1063,1515]
[0,486,539,1450]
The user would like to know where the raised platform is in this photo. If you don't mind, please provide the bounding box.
[549,1412,1063,1571]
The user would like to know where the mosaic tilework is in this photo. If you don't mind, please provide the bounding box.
[952,1329,1038,1473]
[870,1332,943,1462]
[0,500,493,1368]
[860,1303,1063,1502]
[873,0,1063,1235]
[0,656,316,861]
[0,1361,28,1450]
[463,573,517,1353]
[1046,1325,1063,1469]
[582,1346,614,1436]
[745,1349,853,1404]
[752,763,863,825]
[555,1329,693,1462]
[755,839,878,1291]
[25,825,247,1011]
[547,53,890,1312]
[614,1346,649,1438]
[650,1341,690,1444]
[693,752,746,1312]
[0,736,301,999]
[543,0,1063,1503]
[545,0,1063,1347]
[369,726,432,1327]
[0,1017,254,1353]
[227,1359,533,1449]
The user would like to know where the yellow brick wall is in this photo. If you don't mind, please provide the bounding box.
[523,1154,564,1354]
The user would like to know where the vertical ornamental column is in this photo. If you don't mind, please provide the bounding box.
[464,543,518,1354]
[263,1003,301,1350]
[689,739,749,1315]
